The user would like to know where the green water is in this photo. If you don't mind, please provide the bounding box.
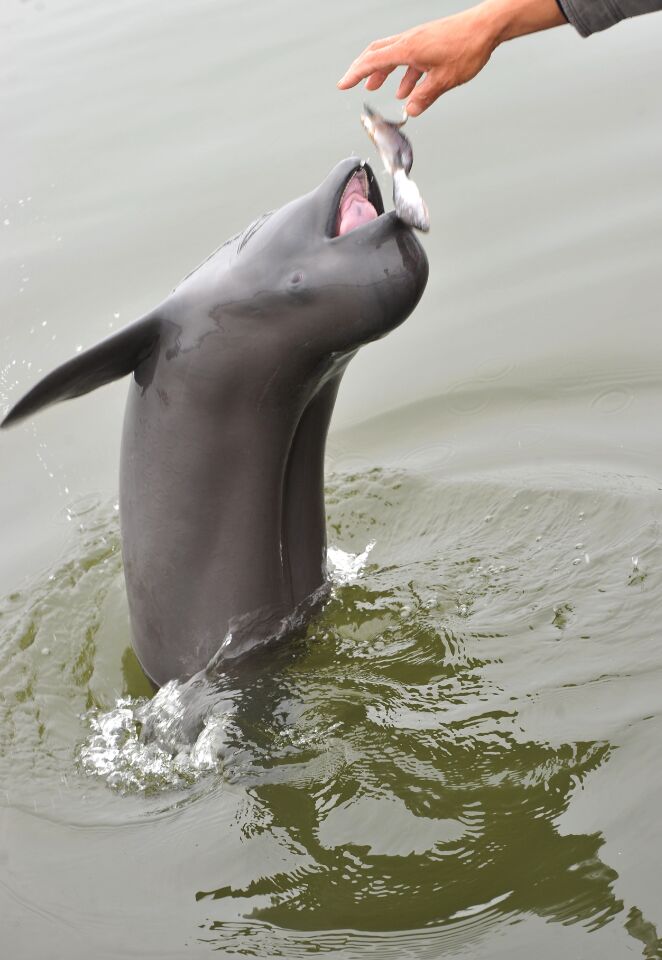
[2,443,662,957]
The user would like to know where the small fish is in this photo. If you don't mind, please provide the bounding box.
[360,104,430,233]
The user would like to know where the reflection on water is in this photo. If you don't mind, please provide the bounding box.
[2,460,661,957]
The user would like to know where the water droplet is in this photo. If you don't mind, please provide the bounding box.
[572,557,581,565]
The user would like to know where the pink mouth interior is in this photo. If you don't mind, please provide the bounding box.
[335,169,378,236]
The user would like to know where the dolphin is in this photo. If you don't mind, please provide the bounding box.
[2,158,428,687]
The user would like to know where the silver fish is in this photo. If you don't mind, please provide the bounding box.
[360,103,430,233]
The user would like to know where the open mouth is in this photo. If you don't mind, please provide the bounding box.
[332,164,384,237]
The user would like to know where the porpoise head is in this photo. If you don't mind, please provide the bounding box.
[164,157,428,370]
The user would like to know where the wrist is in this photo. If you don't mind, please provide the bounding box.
[472,0,567,47]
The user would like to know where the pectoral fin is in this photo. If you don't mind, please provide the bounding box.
[1,314,161,428]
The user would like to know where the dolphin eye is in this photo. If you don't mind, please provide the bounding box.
[289,271,304,287]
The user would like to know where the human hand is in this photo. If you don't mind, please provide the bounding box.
[337,9,498,116]
[337,0,567,116]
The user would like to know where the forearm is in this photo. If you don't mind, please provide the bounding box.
[470,0,662,41]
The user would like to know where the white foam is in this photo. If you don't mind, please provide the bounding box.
[78,685,234,793]
[327,540,376,585]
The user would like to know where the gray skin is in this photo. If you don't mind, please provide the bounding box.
[2,158,428,687]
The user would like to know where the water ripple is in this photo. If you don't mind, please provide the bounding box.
[1,465,662,955]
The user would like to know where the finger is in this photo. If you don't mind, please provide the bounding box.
[396,66,423,100]
[365,33,400,51]
[405,74,446,116]
[364,68,394,91]
[337,46,403,89]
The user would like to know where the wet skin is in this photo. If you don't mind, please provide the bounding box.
[2,158,428,686]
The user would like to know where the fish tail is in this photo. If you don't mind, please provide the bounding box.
[393,169,430,233]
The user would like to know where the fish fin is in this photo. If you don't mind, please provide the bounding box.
[1,313,162,428]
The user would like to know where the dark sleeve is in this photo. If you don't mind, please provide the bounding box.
[557,0,662,36]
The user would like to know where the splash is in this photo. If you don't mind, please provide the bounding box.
[328,539,376,584]
[77,680,236,793]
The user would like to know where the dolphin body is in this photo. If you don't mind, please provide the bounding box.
[2,159,428,686]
